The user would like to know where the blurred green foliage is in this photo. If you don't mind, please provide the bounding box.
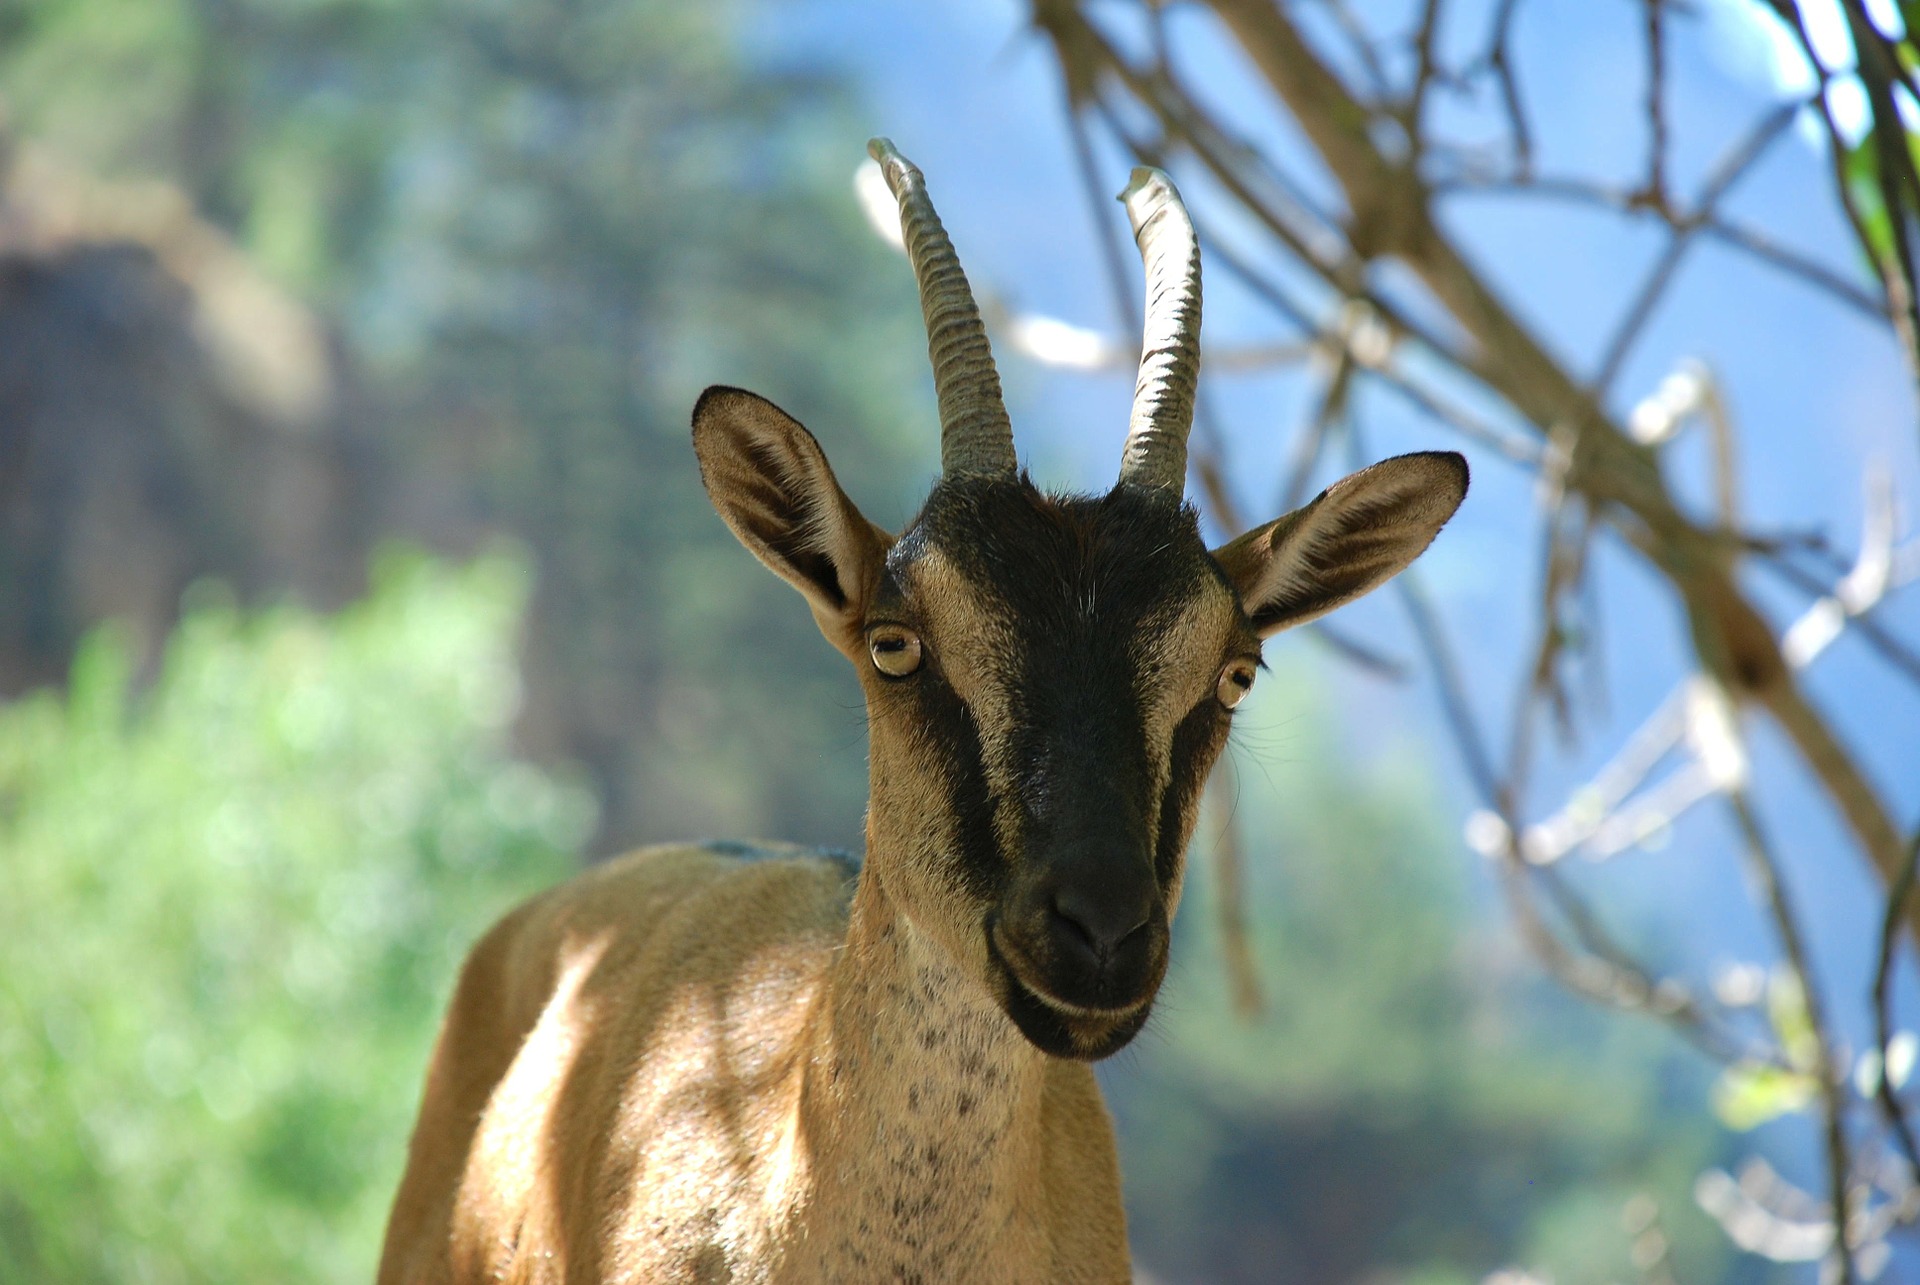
[1108,663,1732,1284]
[0,551,589,1284]
[0,0,929,848]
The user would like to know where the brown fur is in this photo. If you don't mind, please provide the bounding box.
[378,843,1129,1284]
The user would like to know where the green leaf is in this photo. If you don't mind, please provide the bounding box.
[1766,968,1820,1071]
[1711,1062,1817,1131]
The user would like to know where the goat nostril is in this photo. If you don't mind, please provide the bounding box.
[1050,898,1101,953]
[1049,893,1149,961]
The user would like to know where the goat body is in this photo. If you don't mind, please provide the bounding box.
[379,843,1128,1284]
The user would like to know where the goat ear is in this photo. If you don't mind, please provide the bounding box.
[692,386,891,652]
[1212,451,1467,638]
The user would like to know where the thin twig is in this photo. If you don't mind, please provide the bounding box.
[1477,0,1533,178]
[1079,41,1481,374]
[1697,220,1887,322]
[1642,0,1670,215]
[1281,347,1355,509]
[1037,0,1920,1142]
[1874,827,1920,1183]
[1358,360,1544,466]
[1064,97,1140,343]
[1205,780,1265,1019]
[1431,168,1886,321]
[1312,0,1391,104]
[1726,790,1857,1285]
[1201,0,1915,899]
[1594,104,1799,394]
[1752,553,1920,686]
[1353,380,1758,1069]
[1504,495,1590,800]
[1197,227,1544,465]
[1405,0,1446,150]
[1396,571,1503,804]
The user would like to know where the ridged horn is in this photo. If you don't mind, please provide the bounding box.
[867,137,1017,478]
[1118,166,1201,493]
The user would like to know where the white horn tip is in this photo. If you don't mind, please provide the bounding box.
[1118,166,1177,229]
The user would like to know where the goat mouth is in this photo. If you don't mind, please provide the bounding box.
[1006,966,1146,1020]
[987,918,1158,1011]
[986,923,1155,1060]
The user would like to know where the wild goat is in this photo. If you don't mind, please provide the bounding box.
[378,139,1467,1284]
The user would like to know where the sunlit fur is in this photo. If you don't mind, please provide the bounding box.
[379,387,1465,1284]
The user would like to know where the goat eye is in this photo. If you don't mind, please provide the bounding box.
[1216,662,1256,710]
[868,627,923,678]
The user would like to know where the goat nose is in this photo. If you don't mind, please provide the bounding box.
[1049,884,1152,964]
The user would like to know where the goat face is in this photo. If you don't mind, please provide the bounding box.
[690,144,1466,1064]
[860,477,1250,1060]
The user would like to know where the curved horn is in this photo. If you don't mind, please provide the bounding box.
[867,138,1017,478]
[1118,166,1201,493]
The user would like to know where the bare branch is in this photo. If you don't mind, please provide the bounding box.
[1024,3,1920,1271]
[1431,168,1887,323]
[1404,0,1446,148]
[1204,781,1265,1019]
[1641,0,1670,216]
[1774,464,1920,678]
[1873,827,1920,1186]
[1064,93,1140,343]
[1199,230,1545,465]
[1468,0,1534,179]
[1725,792,1857,1285]
[1696,1159,1848,1263]
[1280,345,1355,510]
[1182,0,1914,932]
[1310,0,1391,105]
[1595,105,1799,396]
[1697,219,1887,322]
[1350,426,1756,1066]
[1756,555,1920,687]
[1396,569,1503,806]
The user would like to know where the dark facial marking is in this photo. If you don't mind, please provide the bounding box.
[1156,698,1230,885]
[893,668,1002,900]
[877,476,1251,1059]
[904,477,1228,850]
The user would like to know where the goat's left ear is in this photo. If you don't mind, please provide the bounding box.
[1212,451,1468,638]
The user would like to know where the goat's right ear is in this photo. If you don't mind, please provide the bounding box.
[692,386,892,653]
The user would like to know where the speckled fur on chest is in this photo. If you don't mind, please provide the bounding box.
[804,959,1043,1281]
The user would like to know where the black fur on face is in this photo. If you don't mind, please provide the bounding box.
[863,475,1254,1061]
